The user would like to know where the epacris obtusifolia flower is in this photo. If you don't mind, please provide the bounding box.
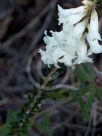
[39,0,102,68]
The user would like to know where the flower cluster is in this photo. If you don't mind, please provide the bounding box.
[39,0,102,68]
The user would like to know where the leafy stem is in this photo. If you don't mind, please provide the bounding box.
[7,68,57,136]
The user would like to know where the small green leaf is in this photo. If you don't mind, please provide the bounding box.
[70,85,92,103]
[47,89,68,99]
[83,64,96,79]
[76,84,96,120]
[75,64,96,82]
[86,86,95,110]
[96,86,102,101]
[77,92,89,120]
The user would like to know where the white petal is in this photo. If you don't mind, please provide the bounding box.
[87,10,101,41]
[59,55,73,66]
[86,10,102,55]
[39,50,53,65]
[88,40,102,55]
[59,12,86,25]
[67,12,86,25]
[63,24,74,35]
[74,18,88,38]
[43,32,57,47]
[58,5,86,25]
[51,48,66,67]
[58,5,74,17]
[76,39,93,64]
[52,31,64,45]
[58,5,86,16]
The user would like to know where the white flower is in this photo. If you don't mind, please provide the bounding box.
[76,38,93,64]
[39,50,53,67]
[39,0,102,68]
[87,10,102,55]
[39,30,77,68]
[74,18,88,39]
[58,5,87,25]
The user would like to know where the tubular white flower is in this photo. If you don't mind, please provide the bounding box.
[58,5,87,25]
[87,40,102,55]
[43,31,57,47]
[87,10,101,40]
[87,10,102,55]
[76,38,93,64]
[74,18,88,39]
[39,30,77,68]
[39,0,102,68]
[39,50,53,66]
[51,48,73,67]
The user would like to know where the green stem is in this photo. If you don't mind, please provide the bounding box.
[7,67,57,136]
[8,90,45,136]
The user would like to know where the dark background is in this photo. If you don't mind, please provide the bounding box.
[0,0,102,135]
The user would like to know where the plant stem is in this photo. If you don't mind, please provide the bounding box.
[8,68,57,136]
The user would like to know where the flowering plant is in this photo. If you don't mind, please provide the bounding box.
[38,0,102,126]
[4,0,102,136]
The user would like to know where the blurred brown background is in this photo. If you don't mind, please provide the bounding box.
[0,0,102,136]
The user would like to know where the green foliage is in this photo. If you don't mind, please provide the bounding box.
[75,64,96,83]
[0,112,17,136]
[96,86,102,101]
[1,63,101,136]
[86,88,95,110]
[35,113,53,136]
[47,89,68,99]
[5,89,45,136]
[77,91,90,120]
[71,84,96,121]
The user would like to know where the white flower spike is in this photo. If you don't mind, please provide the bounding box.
[39,0,102,68]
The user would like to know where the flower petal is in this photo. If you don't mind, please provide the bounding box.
[39,49,53,66]
[58,5,86,25]
[76,39,93,64]
[74,18,88,38]
[87,10,101,41]
[87,40,102,55]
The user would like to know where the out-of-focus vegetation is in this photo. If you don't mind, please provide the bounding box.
[0,0,102,136]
